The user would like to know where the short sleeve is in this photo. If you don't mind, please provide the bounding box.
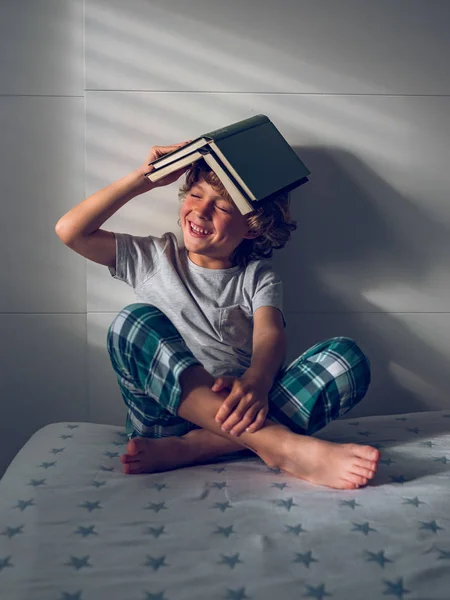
[251,261,286,327]
[108,232,163,289]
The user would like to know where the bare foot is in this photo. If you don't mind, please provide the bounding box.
[273,432,381,490]
[120,436,188,474]
[120,428,246,475]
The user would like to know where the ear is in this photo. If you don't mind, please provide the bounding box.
[243,229,260,240]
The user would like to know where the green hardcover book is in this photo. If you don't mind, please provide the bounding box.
[145,114,311,215]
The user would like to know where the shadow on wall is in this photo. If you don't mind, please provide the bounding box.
[83,144,450,429]
[273,145,450,418]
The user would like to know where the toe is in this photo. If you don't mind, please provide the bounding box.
[353,444,381,462]
[345,473,369,487]
[125,438,141,456]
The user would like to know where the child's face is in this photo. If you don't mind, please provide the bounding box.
[180,178,257,269]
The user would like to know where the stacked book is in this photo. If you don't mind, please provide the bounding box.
[144,114,311,215]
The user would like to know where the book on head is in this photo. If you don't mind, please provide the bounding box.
[144,114,311,215]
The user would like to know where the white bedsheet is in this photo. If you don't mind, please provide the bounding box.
[1,410,450,600]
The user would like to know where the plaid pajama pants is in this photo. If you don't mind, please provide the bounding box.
[106,303,371,440]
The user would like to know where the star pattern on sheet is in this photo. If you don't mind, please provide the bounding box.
[420,441,436,448]
[419,520,443,533]
[65,555,92,571]
[272,482,289,490]
[382,577,410,599]
[303,583,332,599]
[104,451,119,458]
[59,434,73,440]
[91,480,106,488]
[215,525,234,538]
[144,592,167,600]
[5,415,450,599]
[14,499,35,511]
[38,461,56,469]
[151,483,168,491]
[275,497,297,511]
[59,592,82,600]
[75,526,98,538]
[293,550,318,568]
[145,555,168,571]
[0,556,13,572]
[28,478,46,487]
[211,481,228,489]
[433,456,450,464]
[352,522,377,535]
[285,524,306,535]
[225,587,251,599]
[79,501,102,512]
[364,550,393,568]
[219,553,243,569]
[213,501,232,512]
[145,502,167,513]
[1,525,24,538]
[390,475,407,484]
[146,526,166,538]
[402,496,425,508]
[340,499,361,509]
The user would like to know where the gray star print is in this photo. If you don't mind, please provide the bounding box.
[226,587,250,599]
[151,483,168,491]
[75,526,98,538]
[91,481,106,488]
[215,525,234,538]
[50,448,65,454]
[285,524,306,535]
[340,499,360,509]
[272,482,288,490]
[146,502,167,513]
[276,498,297,511]
[382,578,410,599]
[147,526,166,538]
[14,499,35,511]
[352,522,377,535]
[213,501,232,512]
[294,550,318,568]
[144,592,167,600]
[402,497,424,508]
[303,583,332,599]
[79,501,102,512]
[219,553,242,569]
[145,555,168,571]
[2,525,24,538]
[65,555,91,571]
[420,520,443,533]
[364,550,392,567]
[28,478,46,487]
[39,461,56,469]
[211,481,227,489]
[0,556,13,572]
[59,591,82,599]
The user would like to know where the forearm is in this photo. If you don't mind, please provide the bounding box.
[247,331,287,389]
[55,166,153,242]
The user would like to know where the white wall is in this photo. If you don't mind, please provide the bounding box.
[1,0,450,476]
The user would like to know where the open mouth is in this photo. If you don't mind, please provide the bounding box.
[188,220,214,237]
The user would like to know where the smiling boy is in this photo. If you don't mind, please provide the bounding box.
[56,140,380,490]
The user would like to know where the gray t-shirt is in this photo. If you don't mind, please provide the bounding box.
[109,231,285,378]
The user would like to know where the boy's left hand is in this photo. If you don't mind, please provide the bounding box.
[212,371,270,437]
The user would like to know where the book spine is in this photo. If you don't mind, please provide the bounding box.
[207,114,269,142]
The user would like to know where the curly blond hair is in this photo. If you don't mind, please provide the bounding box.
[178,159,297,268]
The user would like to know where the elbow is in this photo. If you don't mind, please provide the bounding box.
[55,219,74,246]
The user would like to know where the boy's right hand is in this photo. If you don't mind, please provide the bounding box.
[139,140,193,188]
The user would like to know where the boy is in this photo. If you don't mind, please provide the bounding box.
[56,140,380,490]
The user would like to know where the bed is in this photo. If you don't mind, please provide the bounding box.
[1,410,450,600]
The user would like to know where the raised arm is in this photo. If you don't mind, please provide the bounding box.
[55,141,192,267]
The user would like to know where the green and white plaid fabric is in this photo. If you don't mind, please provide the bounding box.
[107,304,371,440]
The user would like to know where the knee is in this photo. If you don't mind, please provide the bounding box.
[107,303,178,344]
[329,336,371,376]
